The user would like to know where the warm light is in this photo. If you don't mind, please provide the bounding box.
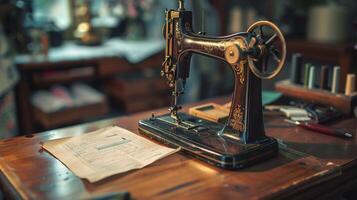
[190,161,218,175]
[77,23,90,33]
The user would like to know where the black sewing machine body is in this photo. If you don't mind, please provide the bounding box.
[139,1,286,168]
[139,113,278,168]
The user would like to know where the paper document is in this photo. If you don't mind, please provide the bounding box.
[42,126,179,182]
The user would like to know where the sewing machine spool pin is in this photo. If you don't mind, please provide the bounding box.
[139,0,286,168]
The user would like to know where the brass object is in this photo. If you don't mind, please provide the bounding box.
[232,62,245,84]
[230,105,244,132]
[139,0,287,169]
[225,45,240,64]
[246,21,286,79]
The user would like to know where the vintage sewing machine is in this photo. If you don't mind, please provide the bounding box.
[139,0,286,169]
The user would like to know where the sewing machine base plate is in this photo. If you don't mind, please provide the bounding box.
[138,113,278,169]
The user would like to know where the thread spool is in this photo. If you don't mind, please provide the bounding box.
[308,66,316,89]
[304,63,311,88]
[345,74,356,95]
[319,65,329,89]
[331,66,340,94]
[290,53,302,84]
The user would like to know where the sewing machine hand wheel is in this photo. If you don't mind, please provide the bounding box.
[246,21,286,79]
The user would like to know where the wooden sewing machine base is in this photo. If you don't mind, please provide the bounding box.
[139,113,278,169]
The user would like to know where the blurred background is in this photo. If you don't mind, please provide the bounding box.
[0,0,357,137]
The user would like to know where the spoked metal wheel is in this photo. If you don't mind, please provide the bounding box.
[246,21,286,79]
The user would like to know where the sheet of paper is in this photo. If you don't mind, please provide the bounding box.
[42,126,179,182]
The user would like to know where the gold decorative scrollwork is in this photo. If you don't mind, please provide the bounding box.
[203,45,214,54]
[232,62,245,84]
[230,105,244,132]
[218,41,225,50]
[175,22,182,41]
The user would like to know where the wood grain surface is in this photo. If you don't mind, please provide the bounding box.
[1,97,357,200]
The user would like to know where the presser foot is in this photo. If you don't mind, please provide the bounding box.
[138,113,278,169]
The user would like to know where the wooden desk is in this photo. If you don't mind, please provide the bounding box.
[1,97,357,199]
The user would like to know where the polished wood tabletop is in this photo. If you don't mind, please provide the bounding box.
[1,97,357,200]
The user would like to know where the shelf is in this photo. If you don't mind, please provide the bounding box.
[275,80,357,115]
[32,67,95,87]
[286,38,355,92]
[33,99,109,129]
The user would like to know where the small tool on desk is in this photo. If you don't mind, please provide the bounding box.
[265,105,311,121]
[266,102,344,123]
[303,103,343,123]
[285,119,353,139]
